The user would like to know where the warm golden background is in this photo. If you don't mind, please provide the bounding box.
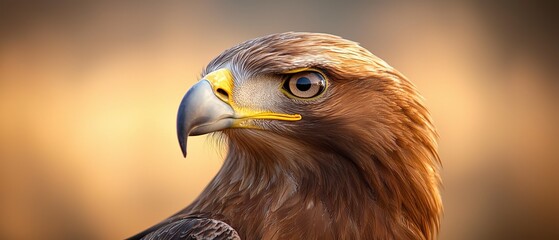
[1,1,558,239]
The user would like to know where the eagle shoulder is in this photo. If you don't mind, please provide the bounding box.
[130,217,240,240]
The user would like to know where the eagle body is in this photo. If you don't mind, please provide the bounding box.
[130,32,441,240]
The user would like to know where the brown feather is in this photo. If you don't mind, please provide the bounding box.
[138,32,442,240]
[195,32,441,239]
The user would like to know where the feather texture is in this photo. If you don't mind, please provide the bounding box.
[130,32,442,240]
[131,217,239,240]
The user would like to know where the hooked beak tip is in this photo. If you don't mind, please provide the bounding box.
[177,104,188,158]
[178,132,187,158]
[176,80,235,159]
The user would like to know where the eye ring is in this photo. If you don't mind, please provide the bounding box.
[282,71,327,99]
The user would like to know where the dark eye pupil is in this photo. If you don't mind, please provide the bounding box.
[295,77,312,91]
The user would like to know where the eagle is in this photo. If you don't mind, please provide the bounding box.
[129,32,442,240]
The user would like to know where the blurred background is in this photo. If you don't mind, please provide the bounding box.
[1,0,558,239]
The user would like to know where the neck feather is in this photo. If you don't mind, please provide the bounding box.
[183,129,440,239]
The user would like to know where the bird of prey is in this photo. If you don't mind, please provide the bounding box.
[129,32,441,240]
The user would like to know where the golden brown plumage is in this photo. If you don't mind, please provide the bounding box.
[130,32,441,240]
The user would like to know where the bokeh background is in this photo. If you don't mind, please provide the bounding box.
[1,1,558,239]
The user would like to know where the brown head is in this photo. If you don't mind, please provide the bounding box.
[177,32,442,239]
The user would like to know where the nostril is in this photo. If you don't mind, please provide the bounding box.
[216,88,229,101]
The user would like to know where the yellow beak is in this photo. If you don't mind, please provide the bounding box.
[177,68,301,157]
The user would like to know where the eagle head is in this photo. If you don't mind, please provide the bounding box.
[174,32,441,239]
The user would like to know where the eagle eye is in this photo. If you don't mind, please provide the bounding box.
[282,71,326,99]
